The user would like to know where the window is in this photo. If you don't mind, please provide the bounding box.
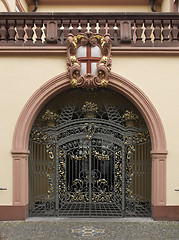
[77,45,101,76]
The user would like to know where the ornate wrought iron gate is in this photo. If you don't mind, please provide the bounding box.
[29,89,151,217]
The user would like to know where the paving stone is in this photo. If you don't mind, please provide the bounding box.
[0,218,178,240]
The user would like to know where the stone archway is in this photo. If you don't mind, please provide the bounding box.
[11,72,167,220]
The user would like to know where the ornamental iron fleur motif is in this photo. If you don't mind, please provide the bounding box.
[67,32,112,89]
[42,109,59,126]
[92,149,110,161]
[82,101,98,118]
[82,122,97,139]
[122,110,139,127]
[133,130,150,144]
[70,149,88,162]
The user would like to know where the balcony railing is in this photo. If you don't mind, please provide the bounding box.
[0,13,179,49]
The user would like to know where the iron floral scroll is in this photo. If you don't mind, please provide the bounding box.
[67,32,112,89]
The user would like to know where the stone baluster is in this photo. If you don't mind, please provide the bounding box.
[153,20,162,46]
[89,20,97,33]
[110,20,120,45]
[131,20,135,43]
[16,20,25,45]
[43,21,47,44]
[7,20,16,44]
[62,19,70,42]
[112,21,119,46]
[0,20,7,44]
[108,20,115,44]
[79,20,88,33]
[135,20,143,45]
[34,20,43,45]
[171,20,179,45]
[144,20,152,46]
[71,19,79,35]
[169,19,172,42]
[68,21,73,34]
[95,22,100,34]
[116,20,121,43]
[57,20,62,44]
[77,21,82,33]
[25,20,34,45]
[162,20,170,45]
[98,20,106,35]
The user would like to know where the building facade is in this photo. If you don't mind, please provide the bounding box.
[0,0,179,220]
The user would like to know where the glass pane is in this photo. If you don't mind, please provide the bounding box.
[91,62,97,75]
[81,62,87,75]
[91,46,101,58]
[77,46,87,58]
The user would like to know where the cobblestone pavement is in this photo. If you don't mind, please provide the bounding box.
[0,218,179,240]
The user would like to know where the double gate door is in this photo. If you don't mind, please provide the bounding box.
[29,122,151,218]
[57,135,124,217]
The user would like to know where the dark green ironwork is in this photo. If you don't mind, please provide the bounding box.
[29,88,151,217]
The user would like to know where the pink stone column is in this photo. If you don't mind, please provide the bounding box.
[11,150,29,206]
[151,150,167,206]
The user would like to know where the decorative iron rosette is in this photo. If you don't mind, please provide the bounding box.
[66,32,112,89]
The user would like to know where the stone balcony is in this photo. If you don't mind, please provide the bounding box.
[0,12,179,53]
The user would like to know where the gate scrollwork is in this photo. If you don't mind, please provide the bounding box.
[29,88,151,217]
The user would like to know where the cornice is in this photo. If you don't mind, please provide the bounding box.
[24,0,163,6]
[0,46,179,55]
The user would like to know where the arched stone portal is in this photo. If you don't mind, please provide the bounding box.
[11,72,167,219]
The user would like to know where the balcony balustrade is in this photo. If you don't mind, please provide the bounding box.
[0,13,178,50]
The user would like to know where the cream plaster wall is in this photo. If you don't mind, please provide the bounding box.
[0,1,8,11]
[0,54,179,206]
[29,5,155,12]
[112,55,179,205]
[20,0,28,11]
[8,0,15,11]
[161,0,170,12]
[0,55,66,205]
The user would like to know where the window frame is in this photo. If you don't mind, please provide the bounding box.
[77,44,101,75]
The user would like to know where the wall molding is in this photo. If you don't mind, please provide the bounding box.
[24,0,162,6]
[0,47,179,55]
